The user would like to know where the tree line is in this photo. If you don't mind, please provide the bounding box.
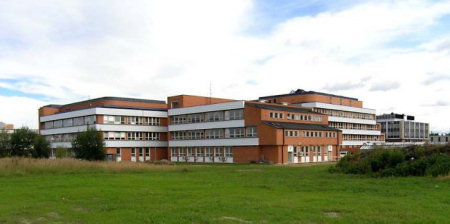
[0,127,105,161]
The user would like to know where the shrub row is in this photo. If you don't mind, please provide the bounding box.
[331,145,450,177]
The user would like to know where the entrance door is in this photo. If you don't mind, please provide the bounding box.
[318,146,322,162]
[313,146,317,162]
[139,148,144,162]
[305,146,310,162]
[288,151,293,164]
[293,146,299,163]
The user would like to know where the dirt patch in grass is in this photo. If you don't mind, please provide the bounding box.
[437,175,450,180]
[220,216,252,223]
[324,211,340,218]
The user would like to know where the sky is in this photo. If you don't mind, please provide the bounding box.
[0,0,450,132]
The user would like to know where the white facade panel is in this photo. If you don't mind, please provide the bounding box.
[169,138,259,147]
[96,124,167,132]
[297,102,376,114]
[168,101,245,116]
[40,126,88,135]
[342,140,385,146]
[341,129,381,136]
[50,142,72,148]
[168,120,244,131]
[104,140,167,148]
[328,116,376,125]
[40,107,167,122]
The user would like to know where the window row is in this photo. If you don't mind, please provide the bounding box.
[287,113,322,122]
[314,108,375,120]
[130,147,151,158]
[284,130,338,138]
[44,115,96,129]
[342,134,383,141]
[104,115,161,126]
[171,147,233,158]
[329,122,378,130]
[171,109,244,125]
[171,127,257,140]
[45,134,76,142]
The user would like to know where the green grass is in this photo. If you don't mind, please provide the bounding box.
[0,159,449,223]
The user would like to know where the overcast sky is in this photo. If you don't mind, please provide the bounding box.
[1,0,450,132]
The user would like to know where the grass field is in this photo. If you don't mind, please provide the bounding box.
[0,158,449,223]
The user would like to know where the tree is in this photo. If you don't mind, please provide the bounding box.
[33,135,50,158]
[9,127,50,158]
[72,128,105,161]
[0,131,11,157]
[55,146,70,158]
[10,127,36,157]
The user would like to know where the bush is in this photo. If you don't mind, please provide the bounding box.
[9,127,50,158]
[0,131,11,157]
[55,146,70,158]
[333,146,450,177]
[72,128,105,161]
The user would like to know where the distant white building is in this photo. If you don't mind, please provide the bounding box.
[429,134,450,145]
[377,113,429,143]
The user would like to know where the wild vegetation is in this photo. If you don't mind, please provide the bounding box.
[0,127,49,158]
[331,144,450,177]
[72,128,105,161]
[0,158,448,223]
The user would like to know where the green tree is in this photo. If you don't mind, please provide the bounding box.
[0,131,11,157]
[55,146,70,158]
[10,127,36,157]
[33,135,50,158]
[72,128,105,161]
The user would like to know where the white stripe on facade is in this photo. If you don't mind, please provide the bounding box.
[40,124,167,135]
[342,140,385,146]
[168,101,244,116]
[168,120,244,131]
[328,116,376,125]
[50,140,167,148]
[40,107,167,122]
[341,129,381,136]
[297,102,376,114]
[169,138,259,147]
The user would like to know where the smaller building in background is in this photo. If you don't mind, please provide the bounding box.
[429,134,450,145]
[0,122,14,133]
[377,113,429,142]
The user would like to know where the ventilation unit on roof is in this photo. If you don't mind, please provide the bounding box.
[281,102,288,105]
[259,99,267,103]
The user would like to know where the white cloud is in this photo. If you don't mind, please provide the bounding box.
[0,0,450,132]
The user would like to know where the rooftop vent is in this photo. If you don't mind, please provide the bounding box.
[281,102,289,106]
[259,99,267,103]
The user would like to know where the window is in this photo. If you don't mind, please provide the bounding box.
[145,148,150,158]
[225,147,233,157]
[128,117,137,125]
[127,132,143,140]
[62,119,72,127]
[147,117,160,126]
[285,130,299,137]
[54,120,63,128]
[318,147,322,156]
[205,129,223,139]
[205,147,213,157]
[205,111,223,122]
[104,132,125,140]
[246,126,257,137]
[179,148,186,157]
[73,117,84,126]
[188,130,204,139]
[227,109,243,120]
[131,148,136,157]
[146,132,160,140]
[270,112,274,118]
[44,121,53,129]
[188,113,203,123]
[116,148,121,157]
[171,131,186,140]
[215,147,222,157]
[85,115,96,125]
[172,115,186,124]
[225,128,245,138]
[139,148,143,157]
[171,148,177,157]
[196,148,203,157]
[188,148,194,157]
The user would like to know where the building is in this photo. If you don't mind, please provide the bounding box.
[38,97,168,161]
[376,113,429,142]
[429,134,450,145]
[0,122,14,134]
[259,89,384,154]
[167,95,342,164]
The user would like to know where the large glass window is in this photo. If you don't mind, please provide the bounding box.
[225,147,233,157]
[205,129,223,139]
[63,118,73,127]
[215,147,222,157]
[205,147,213,157]
[85,115,96,125]
[146,132,160,140]
[225,128,245,138]
[54,120,63,128]
[188,113,203,123]
[246,126,257,137]
[172,115,186,124]
[171,148,177,157]
[171,131,186,140]
[44,121,53,129]
[226,109,243,120]
[188,130,204,139]
[205,111,223,122]
[73,117,84,126]
[196,148,203,157]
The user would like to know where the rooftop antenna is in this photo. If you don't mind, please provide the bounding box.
[209,82,212,104]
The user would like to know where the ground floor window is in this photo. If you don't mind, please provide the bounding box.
[131,148,135,157]
[145,148,150,157]
[116,148,121,157]
[196,148,203,157]
[171,148,177,157]
[215,147,222,157]
[225,147,233,157]
[205,148,213,157]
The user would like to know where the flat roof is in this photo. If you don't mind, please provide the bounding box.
[43,96,166,108]
[259,89,358,101]
[246,102,321,114]
[263,121,340,131]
